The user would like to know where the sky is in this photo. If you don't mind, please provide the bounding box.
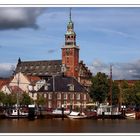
[0,7,140,80]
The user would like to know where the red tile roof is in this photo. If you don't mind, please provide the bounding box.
[26,75,41,84]
[0,79,10,90]
[8,86,24,94]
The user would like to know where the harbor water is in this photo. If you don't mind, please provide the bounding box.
[0,118,140,133]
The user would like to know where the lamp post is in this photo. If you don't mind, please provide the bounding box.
[61,104,64,120]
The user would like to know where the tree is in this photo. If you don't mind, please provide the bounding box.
[3,93,17,106]
[36,94,46,106]
[132,81,140,106]
[89,72,110,103]
[0,91,5,106]
[20,93,33,106]
[111,81,120,105]
[120,81,140,107]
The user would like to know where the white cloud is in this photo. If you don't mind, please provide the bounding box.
[0,63,15,77]
[88,59,140,80]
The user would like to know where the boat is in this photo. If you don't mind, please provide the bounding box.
[67,111,88,119]
[5,108,28,119]
[125,112,136,119]
[97,104,125,119]
[52,108,70,115]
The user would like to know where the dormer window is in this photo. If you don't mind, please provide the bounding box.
[44,85,48,90]
[68,84,74,91]
[44,83,50,91]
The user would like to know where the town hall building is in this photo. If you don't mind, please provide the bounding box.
[13,10,92,110]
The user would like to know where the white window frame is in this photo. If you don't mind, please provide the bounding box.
[48,93,52,99]
[76,93,80,100]
[57,93,61,99]
[84,94,86,100]
[48,101,52,108]
[57,101,61,108]
[70,93,74,100]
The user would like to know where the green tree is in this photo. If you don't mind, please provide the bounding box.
[20,93,33,105]
[132,81,140,106]
[89,72,110,103]
[0,91,5,106]
[36,94,46,106]
[112,81,120,105]
[120,81,140,106]
[3,93,17,106]
[119,80,130,105]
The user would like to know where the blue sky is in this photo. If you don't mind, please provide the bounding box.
[0,7,140,79]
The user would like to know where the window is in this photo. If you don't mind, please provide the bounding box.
[84,94,86,100]
[42,66,45,69]
[57,93,61,99]
[57,101,61,108]
[64,101,67,108]
[69,84,74,91]
[76,93,80,100]
[48,101,52,108]
[36,66,39,69]
[70,94,74,100]
[45,85,48,90]
[37,85,41,90]
[30,66,33,69]
[24,66,27,70]
[32,93,34,98]
[44,94,47,98]
[64,93,67,99]
[48,93,52,99]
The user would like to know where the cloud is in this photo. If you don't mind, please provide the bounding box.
[91,28,139,39]
[47,49,58,54]
[0,7,46,30]
[1,59,140,80]
[88,59,140,80]
[0,63,15,78]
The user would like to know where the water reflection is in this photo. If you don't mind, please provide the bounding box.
[0,118,140,133]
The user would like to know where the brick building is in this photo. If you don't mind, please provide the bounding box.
[14,10,92,109]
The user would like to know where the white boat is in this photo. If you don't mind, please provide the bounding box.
[125,112,136,119]
[52,109,70,115]
[67,111,88,119]
[5,108,28,118]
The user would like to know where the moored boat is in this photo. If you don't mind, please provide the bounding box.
[5,108,28,119]
[125,112,136,119]
[67,111,88,119]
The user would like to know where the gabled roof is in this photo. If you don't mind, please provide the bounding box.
[38,75,87,93]
[0,79,10,90]
[15,60,62,76]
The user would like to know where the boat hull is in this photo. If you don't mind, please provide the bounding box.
[67,115,88,119]
[125,112,136,119]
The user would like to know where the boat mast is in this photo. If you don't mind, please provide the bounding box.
[17,72,20,119]
[109,64,112,106]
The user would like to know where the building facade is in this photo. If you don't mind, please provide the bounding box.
[13,10,92,109]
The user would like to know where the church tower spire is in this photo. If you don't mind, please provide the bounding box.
[61,8,79,79]
[69,8,72,21]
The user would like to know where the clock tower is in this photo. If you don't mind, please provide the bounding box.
[62,9,79,79]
